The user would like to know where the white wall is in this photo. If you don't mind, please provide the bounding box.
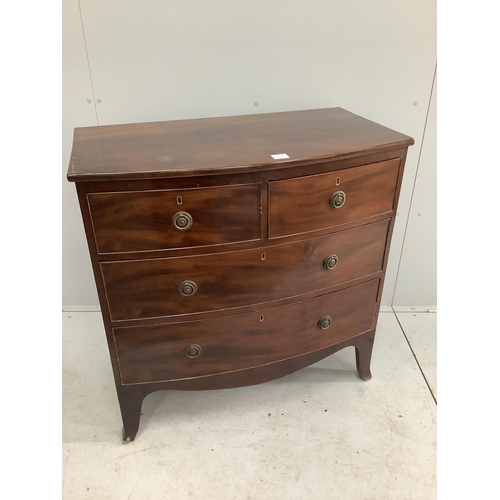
[62,0,437,307]
[393,71,437,307]
[62,0,99,305]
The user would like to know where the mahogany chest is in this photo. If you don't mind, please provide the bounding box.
[67,107,414,441]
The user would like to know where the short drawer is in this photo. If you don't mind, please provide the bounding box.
[88,183,262,253]
[113,278,379,384]
[102,219,389,321]
[268,158,400,238]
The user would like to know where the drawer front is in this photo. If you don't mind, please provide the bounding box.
[114,279,379,384]
[268,158,400,238]
[88,183,262,253]
[102,219,389,321]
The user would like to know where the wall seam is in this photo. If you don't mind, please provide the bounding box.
[391,63,437,306]
[77,0,100,125]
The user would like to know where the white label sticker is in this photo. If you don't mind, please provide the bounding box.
[271,153,290,160]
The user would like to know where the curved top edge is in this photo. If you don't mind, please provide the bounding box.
[67,107,414,182]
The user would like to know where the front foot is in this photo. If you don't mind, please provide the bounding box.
[122,426,138,443]
[355,330,375,381]
[117,386,145,443]
[356,356,372,381]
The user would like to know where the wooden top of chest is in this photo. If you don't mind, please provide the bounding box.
[67,107,414,182]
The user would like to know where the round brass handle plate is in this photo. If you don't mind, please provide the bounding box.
[185,344,202,358]
[318,316,332,330]
[178,280,197,297]
[323,254,339,270]
[172,211,193,231]
[330,191,346,209]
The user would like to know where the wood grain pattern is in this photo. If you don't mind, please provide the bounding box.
[269,158,400,238]
[126,329,378,392]
[116,328,377,441]
[88,183,262,253]
[67,108,414,182]
[67,107,415,441]
[113,279,379,384]
[101,219,389,321]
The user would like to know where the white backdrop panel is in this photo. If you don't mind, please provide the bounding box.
[63,0,436,306]
[62,0,99,306]
[393,72,437,307]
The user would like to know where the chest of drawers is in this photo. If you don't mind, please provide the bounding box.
[67,107,414,441]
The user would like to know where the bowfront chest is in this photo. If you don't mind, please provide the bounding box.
[67,107,414,441]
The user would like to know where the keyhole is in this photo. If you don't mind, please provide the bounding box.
[336,177,341,186]
[260,315,264,322]
[261,252,266,260]
[177,196,182,205]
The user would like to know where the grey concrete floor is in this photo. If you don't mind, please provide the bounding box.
[62,310,436,499]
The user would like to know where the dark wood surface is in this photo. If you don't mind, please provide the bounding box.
[68,107,414,441]
[113,279,379,385]
[102,220,389,321]
[269,158,400,238]
[67,107,413,182]
[88,183,262,254]
[118,328,377,441]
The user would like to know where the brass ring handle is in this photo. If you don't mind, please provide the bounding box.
[178,280,197,297]
[323,254,339,270]
[185,344,202,358]
[318,316,332,330]
[329,191,346,209]
[172,211,193,231]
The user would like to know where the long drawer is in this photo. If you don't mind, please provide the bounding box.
[113,278,380,384]
[268,158,400,238]
[102,219,389,321]
[88,183,262,254]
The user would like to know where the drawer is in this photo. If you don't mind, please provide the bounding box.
[102,219,389,321]
[113,278,379,384]
[268,158,400,238]
[88,183,262,253]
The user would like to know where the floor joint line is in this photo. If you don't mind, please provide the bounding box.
[392,307,437,405]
